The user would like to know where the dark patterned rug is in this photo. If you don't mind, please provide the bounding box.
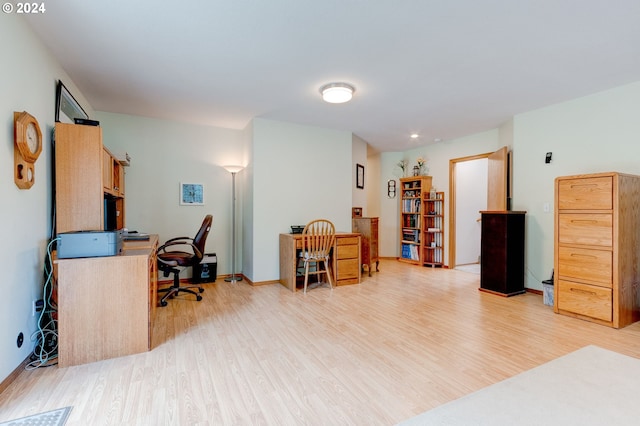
[0,407,71,426]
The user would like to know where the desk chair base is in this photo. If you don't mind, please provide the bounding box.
[158,266,204,307]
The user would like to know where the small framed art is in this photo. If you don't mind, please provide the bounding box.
[180,183,204,205]
[356,163,365,189]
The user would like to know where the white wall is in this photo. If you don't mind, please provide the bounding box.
[0,15,95,383]
[455,159,487,265]
[352,134,368,214]
[249,118,353,283]
[95,112,245,279]
[512,81,640,290]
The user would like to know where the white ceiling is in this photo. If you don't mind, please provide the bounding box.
[24,0,640,152]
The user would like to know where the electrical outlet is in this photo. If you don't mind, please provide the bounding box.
[32,299,44,316]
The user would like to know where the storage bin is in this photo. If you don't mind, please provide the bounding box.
[542,279,554,306]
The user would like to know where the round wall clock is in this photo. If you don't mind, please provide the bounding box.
[14,111,43,189]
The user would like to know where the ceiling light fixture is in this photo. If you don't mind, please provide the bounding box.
[410,133,419,139]
[320,82,355,104]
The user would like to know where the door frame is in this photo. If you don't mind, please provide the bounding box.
[448,152,493,269]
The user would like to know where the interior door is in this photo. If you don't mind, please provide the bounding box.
[487,146,509,211]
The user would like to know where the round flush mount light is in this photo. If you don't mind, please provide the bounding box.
[320,82,355,104]
[410,133,419,139]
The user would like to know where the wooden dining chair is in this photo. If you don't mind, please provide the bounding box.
[300,219,336,294]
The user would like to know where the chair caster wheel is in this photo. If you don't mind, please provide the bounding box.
[198,288,204,293]
[160,301,167,307]
[196,295,202,301]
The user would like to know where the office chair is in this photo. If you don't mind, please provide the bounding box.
[157,214,213,306]
[299,219,336,294]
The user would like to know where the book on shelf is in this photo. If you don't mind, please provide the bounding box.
[402,229,420,242]
[401,243,420,261]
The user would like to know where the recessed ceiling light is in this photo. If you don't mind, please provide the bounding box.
[410,133,419,139]
[320,82,355,104]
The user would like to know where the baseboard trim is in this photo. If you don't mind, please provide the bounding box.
[0,355,30,396]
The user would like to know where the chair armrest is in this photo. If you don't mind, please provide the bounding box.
[158,237,193,253]
[157,240,203,259]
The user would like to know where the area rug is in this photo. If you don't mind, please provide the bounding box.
[399,345,640,425]
[0,406,71,426]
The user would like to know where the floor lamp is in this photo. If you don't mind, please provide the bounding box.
[223,165,243,283]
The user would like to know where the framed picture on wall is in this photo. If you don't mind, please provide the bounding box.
[180,182,204,205]
[55,80,89,123]
[356,163,365,189]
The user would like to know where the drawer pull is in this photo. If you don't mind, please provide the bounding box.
[570,288,597,296]
[569,184,598,189]
[569,219,599,224]
[569,253,597,259]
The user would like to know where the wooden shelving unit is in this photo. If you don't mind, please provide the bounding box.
[423,191,444,267]
[399,176,432,264]
[55,123,126,232]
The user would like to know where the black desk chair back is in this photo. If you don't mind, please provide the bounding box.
[157,214,213,306]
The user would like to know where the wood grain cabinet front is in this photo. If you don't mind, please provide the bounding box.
[352,217,379,276]
[334,236,361,285]
[554,172,640,328]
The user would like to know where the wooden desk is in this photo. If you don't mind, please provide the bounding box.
[279,233,361,292]
[56,235,158,367]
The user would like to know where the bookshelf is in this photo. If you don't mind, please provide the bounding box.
[423,191,445,267]
[399,176,432,264]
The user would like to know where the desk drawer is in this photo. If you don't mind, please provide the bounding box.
[558,214,612,247]
[337,236,360,246]
[336,244,359,259]
[557,280,612,322]
[558,176,612,210]
[336,258,360,280]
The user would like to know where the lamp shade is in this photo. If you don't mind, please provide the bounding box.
[223,165,244,173]
[320,82,355,104]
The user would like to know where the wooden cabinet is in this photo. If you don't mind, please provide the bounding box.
[352,217,379,276]
[334,235,361,285]
[55,123,104,233]
[554,172,640,328]
[55,123,125,233]
[56,235,159,367]
[479,211,526,296]
[423,191,444,267]
[399,176,432,264]
[102,147,125,197]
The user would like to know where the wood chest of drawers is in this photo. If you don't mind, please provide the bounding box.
[352,217,379,276]
[554,172,640,328]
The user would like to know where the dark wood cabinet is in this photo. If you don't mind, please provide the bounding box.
[352,217,379,276]
[479,211,526,296]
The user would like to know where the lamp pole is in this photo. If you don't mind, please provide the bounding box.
[223,165,243,283]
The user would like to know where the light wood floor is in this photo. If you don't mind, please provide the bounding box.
[2,259,640,425]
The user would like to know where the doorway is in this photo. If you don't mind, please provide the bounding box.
[448,147,508,270]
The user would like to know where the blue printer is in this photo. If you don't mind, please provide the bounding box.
[57,230,123,259]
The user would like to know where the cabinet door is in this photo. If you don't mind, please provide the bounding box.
[103,148,113,193]
[55,123,104,233]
